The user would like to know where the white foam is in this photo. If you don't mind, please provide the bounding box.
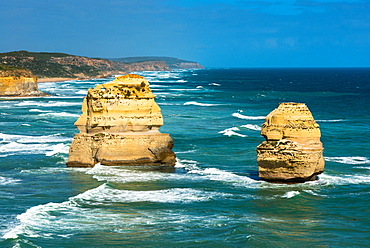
[325,156,370,165]
[241,124,262,131]
[38,112,80,118]
[2,183,229,240]
[86,163,199,183]
[184,101,221,106]
[219,127,247,137]
[74,183,222,205]
[317,173,370,185]
[209,83,221,86]
[188,167,258,186]
[0,133,72,143]
[76,90,88,95]
[45,143,70,156]
[281,191,300,198]
[29,109,50,113]
[0,176,21,185]
[15,101,81,107]
[316,119,345,122]
[232,113,266,120]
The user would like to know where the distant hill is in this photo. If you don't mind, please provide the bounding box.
[110,57,204,70]
[0,51,204,79]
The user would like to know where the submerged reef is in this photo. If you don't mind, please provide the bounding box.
[257,102,325,183]
[67,74,176,167]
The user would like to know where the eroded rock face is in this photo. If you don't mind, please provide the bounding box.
[67,74,176,167]
[256,103,324,182]
[0,69,46,97]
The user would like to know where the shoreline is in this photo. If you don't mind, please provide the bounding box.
[37,77,79,83]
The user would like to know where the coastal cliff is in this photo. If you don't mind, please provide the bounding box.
[0,51,204,79]
[0,64,46,97]
[256,103,325,182]
[67,74,176,167]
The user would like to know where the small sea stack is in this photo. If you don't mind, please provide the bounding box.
[0,64,46,97]
[256,102,324,183]
[67,74,176,167]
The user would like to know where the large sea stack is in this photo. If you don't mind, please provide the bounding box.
[67,74,176,167]
[256,103,324,182]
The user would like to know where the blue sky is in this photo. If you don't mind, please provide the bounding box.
[1,0,369,67]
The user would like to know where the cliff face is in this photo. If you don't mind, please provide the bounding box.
[0,65,46,97]
[67,74,176,167]
[256,103,324,182]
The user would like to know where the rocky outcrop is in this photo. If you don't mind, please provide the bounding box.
[256,103,324,182]
[67,74,176,167]
[0,65,46,97]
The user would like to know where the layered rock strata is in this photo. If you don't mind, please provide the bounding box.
[0,67,46,97]
[256,103,324,182]
[67,74,176,167]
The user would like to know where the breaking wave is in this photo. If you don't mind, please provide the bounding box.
[184,101,221,107]
[232,113,266,120]
[325,156,370,165]
[219,127,247,137]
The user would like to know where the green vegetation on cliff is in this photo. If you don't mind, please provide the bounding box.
[0,51,99,78]
[0,50,204,79]
[0,63,34,77]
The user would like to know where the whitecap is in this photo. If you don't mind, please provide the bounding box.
[219,127,247,137]
[0,133,72,143]
[317,173,370,185]
[74,183,223,205]
[0,176,21,185]
[184,101,221,107]
[325,156,370,165]
[76,90,88,95]
[188,167,258,186]
[232,113,266,120]
[28,109,50,113]
[15,101,81,107]
[281,191,300,198]
[241,124,262,131]
[45,143,70,156]
[316,119,345,122]
[209,83,221,86]
[38,112,80,118]
[86,163,199,183]
[1,183,229,240]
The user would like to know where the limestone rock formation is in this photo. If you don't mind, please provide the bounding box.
[256,103,324,182]
[67,74,176,167]
[0,65,46,97]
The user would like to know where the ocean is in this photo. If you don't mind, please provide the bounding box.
[0,68,369,247]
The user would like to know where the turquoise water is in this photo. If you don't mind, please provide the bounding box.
[0,68,369,247]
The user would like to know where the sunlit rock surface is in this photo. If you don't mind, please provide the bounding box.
[67,74,176,167]
[257,102,324,182]
[0,67,46,97]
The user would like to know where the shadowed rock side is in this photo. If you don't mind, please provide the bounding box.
[256,103,324,183]
[67,74,176,167]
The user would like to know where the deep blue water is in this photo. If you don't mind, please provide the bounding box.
[0,68,369,247]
